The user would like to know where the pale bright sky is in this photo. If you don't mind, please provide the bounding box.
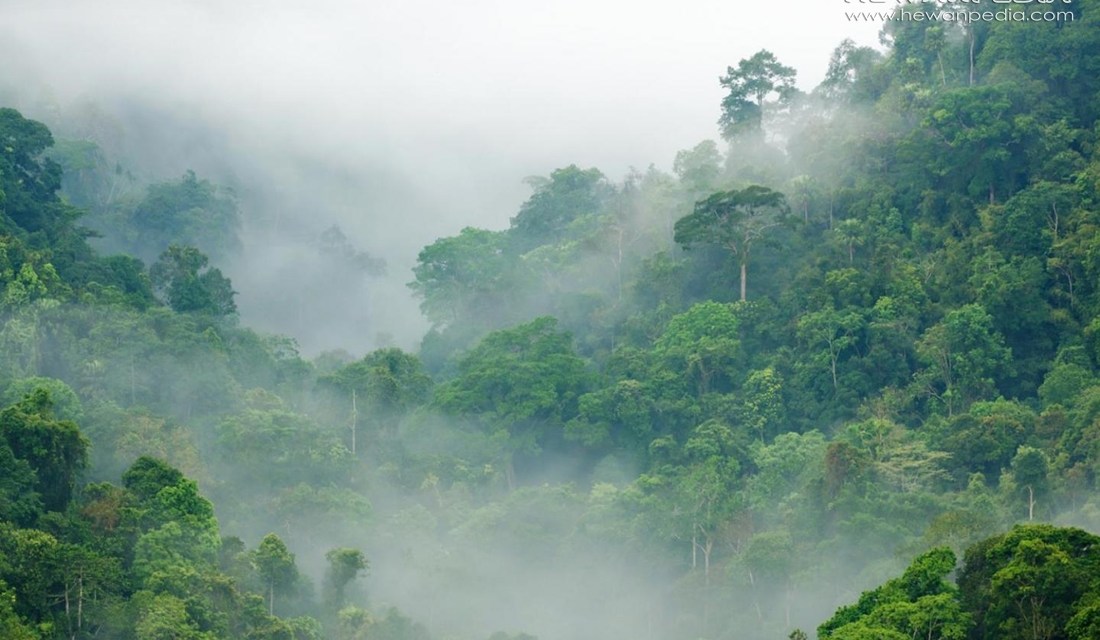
[2,0,881,184]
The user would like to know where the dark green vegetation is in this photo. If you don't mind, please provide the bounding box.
[819,524,1100,640]
[2,0,1100,638]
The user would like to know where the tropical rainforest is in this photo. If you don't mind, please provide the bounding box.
[2,0,1100,638]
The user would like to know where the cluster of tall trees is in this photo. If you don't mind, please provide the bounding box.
[0,382,353,638]
[0,106,411,639]
[818,524,1100,640]
[1,0,1100,638]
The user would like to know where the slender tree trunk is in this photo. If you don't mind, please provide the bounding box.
[697,364,712,397]
[505,457,516,492]
[695,528,713,629]
[105,171,120,207]
[830,350,839,392]
[350,388,358,455]
[616,227,624,301]
[32,308,41,375]
[703,538,712,588]
[969,27,976,86]
[747,569,764,623]
[78,574,83,635]
[269,583,275,616]
[740,260,748,302]
[1027,486,1035,521]
[64,583,71,638]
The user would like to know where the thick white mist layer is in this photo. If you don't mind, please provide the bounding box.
[0,0,880,354]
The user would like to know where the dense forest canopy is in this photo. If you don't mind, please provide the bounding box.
[1,0,1099,638]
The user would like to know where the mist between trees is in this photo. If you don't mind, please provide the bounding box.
[0,0,1099,638]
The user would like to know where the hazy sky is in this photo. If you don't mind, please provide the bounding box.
[2,0,881,203]
[1,0,883,351]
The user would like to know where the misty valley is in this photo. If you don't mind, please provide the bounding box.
[2,0,1100,639]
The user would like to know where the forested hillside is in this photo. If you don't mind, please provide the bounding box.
[1,0,1100,638]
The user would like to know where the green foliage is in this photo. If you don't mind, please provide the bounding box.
[509,165,610,253]
[0,441,39,527]
[919,81,1042,203]
[358,607,431,640]
[818,39,884,103]
[123,456,185,502]
[745,430,826,516]
[0,389,327,638]
[1007,446,1050,520]
[958,525,1100,640]
[87,403,204,481]
[566,379,655,451]
[915,304,1012,416]
[434,317,591,464]
[320,348,433,422]
[266,484,372,538]
[1,377,82,422]
[149,244,237,316]
[409,227,516,329]
[1038,361,1095,409]
[673,140,722,197]
[253,533,299,616]
[217,405,351,486]
[324,548,368,610]
[797,305,864,398]
[450,483,585,554]
[819,547,966,640]
[653,301,741,396]
[718,50,798,139]
[146,478,219,545]
[0,579,36,640]
[0,238,66,309]
[133,521,214,583]
[125,169,240,262]
[133,590,213,640]
[0,108,66,237]
[0,389,87,512]
[674,185,789,301]
[5,4,1100,637]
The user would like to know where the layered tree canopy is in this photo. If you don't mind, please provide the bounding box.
[1,1,1100,639]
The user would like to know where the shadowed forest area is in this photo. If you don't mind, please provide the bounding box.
[2,0,1100,638]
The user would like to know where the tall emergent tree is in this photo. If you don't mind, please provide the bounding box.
[718,50,798,139]
[252,533,299,616]
[324,547,368,610]
[674,185,788,301]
